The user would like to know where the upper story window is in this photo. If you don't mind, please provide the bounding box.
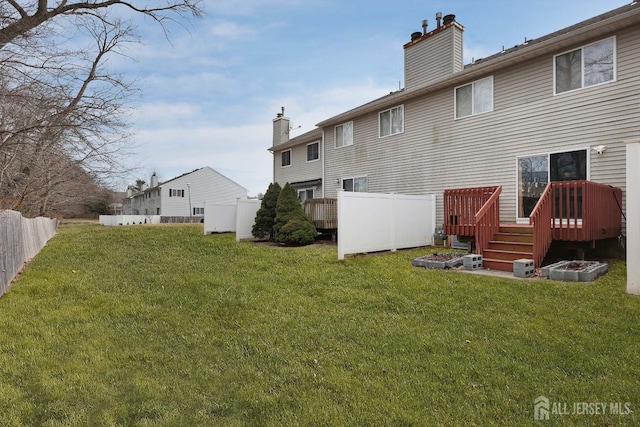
[307,142,319,162]
[455,76,493,119]
[342,176,367,192]
[554,37,615,94]
[281,149,291,167]
[335,121,353,148]
[169,189,184,197]
[379,105,404,137]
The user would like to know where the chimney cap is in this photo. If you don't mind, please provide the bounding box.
[443,14,456,25]
[411,31,422,41]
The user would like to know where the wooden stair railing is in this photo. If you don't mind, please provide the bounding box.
[529,183,553,268]
[474,186,502,258]
[444,186,500,237]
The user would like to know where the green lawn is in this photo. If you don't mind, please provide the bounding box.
[1,223,638,426]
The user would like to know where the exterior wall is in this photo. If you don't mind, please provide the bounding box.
[273,139,323,189]
[325,25,640,228]
[404,23,463,90]
[160,167,248,217]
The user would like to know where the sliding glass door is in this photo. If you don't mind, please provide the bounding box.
[517,149,587,220]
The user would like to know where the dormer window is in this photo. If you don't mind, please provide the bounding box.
[455,76,493,119]
[554,37,615,94]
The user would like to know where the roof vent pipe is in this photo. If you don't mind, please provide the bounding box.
[436,12,442,29]
[422,19,428,35]
[443,14,455,25]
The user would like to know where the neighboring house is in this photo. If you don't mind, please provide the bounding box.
[123,167,248,217]
[269,4,639,270]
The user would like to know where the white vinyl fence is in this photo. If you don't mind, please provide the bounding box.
[337,191,436,260]
[203,203,237,233]
[235,199,261,241]
[0,210,58,297]
[203,199,261,240]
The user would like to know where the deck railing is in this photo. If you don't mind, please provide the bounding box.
[529,183,554,267]
[550,180,622,241]
[303,198,338,229]
[473,186,502,257]
[444,186,501,237]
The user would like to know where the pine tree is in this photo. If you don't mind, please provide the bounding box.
[252,182,281,240]
[274,183,317,245]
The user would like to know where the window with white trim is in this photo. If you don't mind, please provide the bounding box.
[307,142,319,162]
[297,188,314,201]
[455,76,493,119]
[554,37,615,94]
[342,176,367,192]
[169,189,184,197]
[335,121,353,148]
[193,207,204,215]
[379,105,404,137]
[281,149,291,167]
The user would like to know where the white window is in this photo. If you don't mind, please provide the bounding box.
[335,121,353,148]
[554,37,615,94]
[455,76,493,119]
[342,176,367,192]
[307,142,319,162]
[169,189,184,197]
[193,207,204,215]
[281,149,291,167]
[298,189,314,201]
[379,105,404,137]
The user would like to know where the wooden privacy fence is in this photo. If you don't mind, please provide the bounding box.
[0,210,57,297]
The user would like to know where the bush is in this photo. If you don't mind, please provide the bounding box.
[252,182,281,240]
[274,183,317,245]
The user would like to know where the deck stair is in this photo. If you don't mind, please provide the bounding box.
[482,225,534,272]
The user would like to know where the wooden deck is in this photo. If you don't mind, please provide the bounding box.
[444,181,623,270]
[302,198,337,230]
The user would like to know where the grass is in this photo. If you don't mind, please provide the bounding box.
[0,223,639,426]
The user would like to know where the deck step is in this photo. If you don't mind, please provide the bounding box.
[482,249,533,262]
[499,224,533,234]
[487,241,533,252]
[493,232,533,243]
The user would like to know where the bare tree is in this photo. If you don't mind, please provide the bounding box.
[0,0,202,216]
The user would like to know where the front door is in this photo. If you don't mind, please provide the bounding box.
[517,149,587,221]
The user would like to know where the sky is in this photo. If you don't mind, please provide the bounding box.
[114,0,630,196]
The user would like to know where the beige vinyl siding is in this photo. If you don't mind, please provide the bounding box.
[274,142,322,190]
[404,25,463,90]
[324,25,639,230]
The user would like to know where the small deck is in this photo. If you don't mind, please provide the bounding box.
[444,181,623,271]
[302,198,338,230]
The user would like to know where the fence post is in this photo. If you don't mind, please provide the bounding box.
[626,138,640,295]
